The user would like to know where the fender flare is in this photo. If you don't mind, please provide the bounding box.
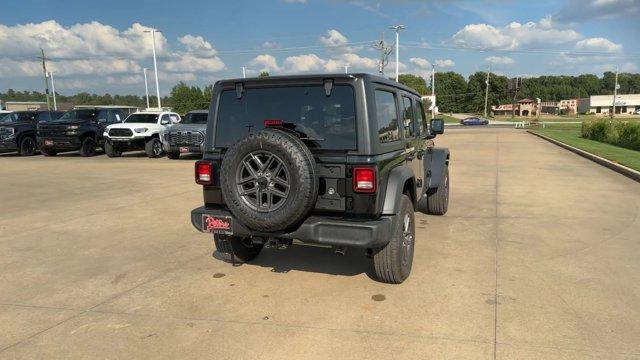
[425,148,450,189]
[382,165,415,215]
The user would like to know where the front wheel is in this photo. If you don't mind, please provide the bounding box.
[18,137,37,156]
[79,137,97,157]
[104,141,122,157]
[372,194,415,284]
[214,235,263,263]
[145,138,163,158]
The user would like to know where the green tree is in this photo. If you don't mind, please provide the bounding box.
[396,74,428,94]
[434,71,467,113]
[259,71,270,77]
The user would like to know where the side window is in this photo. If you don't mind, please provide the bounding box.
[97,110,109,121]
[375,90,399,143]
[160,114,171,124]
[401,96,415,138]
[170,114,180,123]
[414,101,427,135]
[37,112,51,122]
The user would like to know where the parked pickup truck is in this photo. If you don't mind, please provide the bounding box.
[163,109,208,159]
[191,73,450,283]
[37,107,128,156]
[104,111,181,158]
[0,111,65,155]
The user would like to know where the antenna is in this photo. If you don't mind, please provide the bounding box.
[373,32,393,76]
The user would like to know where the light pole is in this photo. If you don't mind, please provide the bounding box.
[389,25,405,82]
[611,66,619,119]
[431,64,436,119]
[242,66,246,78]
[483,67,491,118]
[47,72,57,111]
[143,68,150,109]
[144,29,162,109]
[344,64,349,74]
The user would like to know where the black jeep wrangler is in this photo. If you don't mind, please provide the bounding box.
[191,74,450,283]
[37,107,128,156]
[0,111,64,156]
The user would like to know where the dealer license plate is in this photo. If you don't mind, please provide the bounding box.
[202,214,233,235]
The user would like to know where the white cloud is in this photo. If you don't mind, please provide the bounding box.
[282,0,307,3]
[575,37,622,53]
[249,54,280,72]
[163,54,225,73]
[434,59,455,67]
[485,56,515,65]
[319,29,363,53]
[554,0,640,22]
[284,54,325,72]
[106,75,143,85]
[410,57,431,69]
[261,41,279,49]
[179,34,218,57]
[0,58,141,77]
[450,20,582,50]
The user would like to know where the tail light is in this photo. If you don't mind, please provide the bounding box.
[353,167,376,193]
[195,160,213,185]
[264,119,283,127]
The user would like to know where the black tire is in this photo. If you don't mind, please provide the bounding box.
[145,137,163,158]
[373,194,415,284]
[41,148,57,156]
[104,141,122,157]
[79,137,96,157]
[427,166,449,215]
[18,136,37,156]
[214,235,263,263]
[220,128,318,232]
[167,151,180,159]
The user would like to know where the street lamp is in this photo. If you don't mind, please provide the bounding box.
[143,68,150,109]
[144,29,162,109]
[389,25,405,82]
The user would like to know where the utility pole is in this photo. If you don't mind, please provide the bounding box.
[242,66,246,78]
[611,66,619,119]
[37,48,51,110]
[144,29,162,109]
[344,64,349,74]
[431,64,436,119]
[373,32,392,76]
[48,72,57,110]
[143,68,150,109]
[483,67,491,118]
[389,25,405,82]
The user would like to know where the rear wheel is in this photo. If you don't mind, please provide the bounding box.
[167,151,180,159]
[41,148,57,156]
[372,194,415,284]
[79,137,96,157]
[104,141,122,157]
[427,166,449,215]
[214,235,263,263]
[145,138,163,158]
[18,136,37,156]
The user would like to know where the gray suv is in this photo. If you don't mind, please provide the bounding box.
[163,110,208,159]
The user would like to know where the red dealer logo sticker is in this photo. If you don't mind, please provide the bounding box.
[202,215,232,234]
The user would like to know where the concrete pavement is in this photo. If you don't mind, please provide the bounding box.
[1,128,639,359]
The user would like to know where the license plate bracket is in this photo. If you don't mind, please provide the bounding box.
[202,214,233,235]
[179,147,189,153]
[44,139,53,146]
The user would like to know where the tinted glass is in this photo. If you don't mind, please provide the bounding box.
[375,90,399,143]
[51,112,65,120]
[97,110,109,120]
[216,85,356,150]
[414,101,427,135]
[402,96,415,138]
[37,112,51,122]
[60,110,99,120]
[0,112,37,124]
[183,112,208,124]
[125,113,159,124]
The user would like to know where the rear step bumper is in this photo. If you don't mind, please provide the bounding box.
[191,206,395,248]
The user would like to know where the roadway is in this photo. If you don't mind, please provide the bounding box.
[1,128,639,359]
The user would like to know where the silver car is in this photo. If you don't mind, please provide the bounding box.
[163,110,208,159]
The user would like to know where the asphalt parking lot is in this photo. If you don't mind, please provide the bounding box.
[1,128,639,359]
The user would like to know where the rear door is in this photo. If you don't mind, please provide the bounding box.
[400,95,424,197]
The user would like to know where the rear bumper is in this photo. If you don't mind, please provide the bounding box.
[191,206,395,248]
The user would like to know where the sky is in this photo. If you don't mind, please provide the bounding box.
[0,0,638,96]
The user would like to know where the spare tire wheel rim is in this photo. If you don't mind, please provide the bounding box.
[236,150,290,212]
[401,214,413,266]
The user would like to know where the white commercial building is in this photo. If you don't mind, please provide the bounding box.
[585,94,640,115]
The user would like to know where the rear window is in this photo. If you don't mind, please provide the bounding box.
[215,85,356,150]
[182,112,208,124]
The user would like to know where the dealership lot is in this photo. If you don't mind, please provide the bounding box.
[1,128,639,359]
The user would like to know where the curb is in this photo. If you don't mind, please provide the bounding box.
[527,130,640,183]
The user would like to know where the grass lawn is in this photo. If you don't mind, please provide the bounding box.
[438,114,460,124]
[530,123,640,172]
[495,115,640,123]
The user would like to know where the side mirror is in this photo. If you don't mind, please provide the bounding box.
[430,118,445,135]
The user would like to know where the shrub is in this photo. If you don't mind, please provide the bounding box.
[582,119,640,151]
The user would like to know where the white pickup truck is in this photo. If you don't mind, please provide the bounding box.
[104,111,181,158]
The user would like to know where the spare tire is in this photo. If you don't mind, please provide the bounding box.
[220,128,318,232]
